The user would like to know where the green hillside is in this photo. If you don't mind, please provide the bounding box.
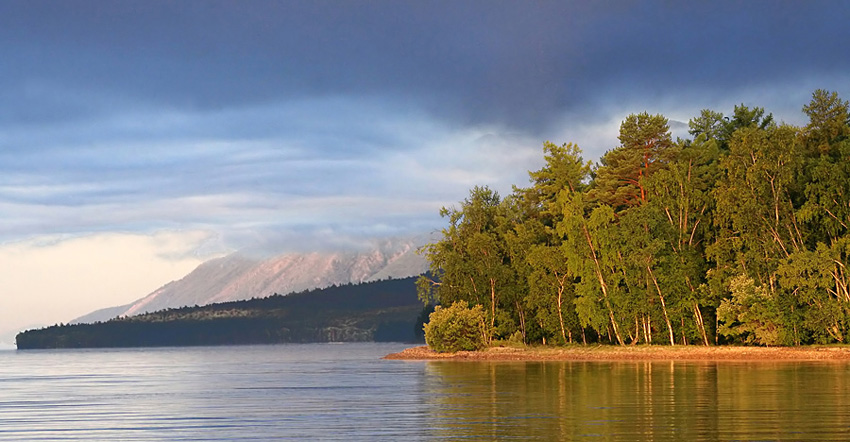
[16,276,427,349]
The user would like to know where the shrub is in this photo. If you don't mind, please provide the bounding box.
[717,274,785,346]
[424,302,487,353]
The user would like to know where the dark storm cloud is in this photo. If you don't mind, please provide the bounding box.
[4,1,847,131]
[1,0,849,247]
[4,0,850,343]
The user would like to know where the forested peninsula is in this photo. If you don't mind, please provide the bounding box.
[417,89,850,349]
[16,277,426,349]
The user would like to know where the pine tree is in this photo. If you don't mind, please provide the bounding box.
[591,112,674,211]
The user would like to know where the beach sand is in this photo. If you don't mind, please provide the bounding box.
[384,345,850,361]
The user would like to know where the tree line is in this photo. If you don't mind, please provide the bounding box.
[17,277,426,349]
[418,89,850,346]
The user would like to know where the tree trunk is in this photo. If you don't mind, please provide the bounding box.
[489,278,496,343]
[557,282,568,345]
[516,300,527,342]
[693,301,710,346]
[582,225,625,345]
[632,316,640,344]
[647,265,675,346]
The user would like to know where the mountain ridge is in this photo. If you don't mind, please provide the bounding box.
[74,236,430,324]
[20,276,427,349]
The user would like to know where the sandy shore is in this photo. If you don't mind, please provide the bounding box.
[384,345,850,361]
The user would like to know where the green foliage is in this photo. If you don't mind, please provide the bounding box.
[777,245,849,344]
[417,89,850,348]
[424,302,488,353]
[717,275,785,346]
[689,109,725,141]
[526,243,579,344]
[527,141,591,201]
[16,277,425,349]
[688,104,774,151]
[591,112,674,210]
[802,89,850,152]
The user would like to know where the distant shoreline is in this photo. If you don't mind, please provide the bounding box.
[383,345,850,361]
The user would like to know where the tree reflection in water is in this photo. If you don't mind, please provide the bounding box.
[423,361,850,441]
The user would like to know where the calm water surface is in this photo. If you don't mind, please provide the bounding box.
[2,343,850,441]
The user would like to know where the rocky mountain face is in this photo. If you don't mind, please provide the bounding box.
[74,237,430,324]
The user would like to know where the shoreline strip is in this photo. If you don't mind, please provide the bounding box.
[384,345,850,361]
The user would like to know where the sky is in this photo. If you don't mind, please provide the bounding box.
[1,0,849,342]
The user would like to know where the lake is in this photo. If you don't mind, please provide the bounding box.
[2,343,850,441]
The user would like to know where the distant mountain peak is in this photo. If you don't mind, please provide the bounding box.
[73,236,429,324]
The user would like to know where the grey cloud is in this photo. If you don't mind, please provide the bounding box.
[0,90,539,247]
[4,1,847,133]
[2,0,849,250]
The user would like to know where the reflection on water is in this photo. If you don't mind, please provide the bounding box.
[0,344,430,442]
[4,345,850,441]
[424,360,850,441]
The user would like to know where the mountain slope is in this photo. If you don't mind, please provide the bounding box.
[19,277,427,349]
[74,237,429,324]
